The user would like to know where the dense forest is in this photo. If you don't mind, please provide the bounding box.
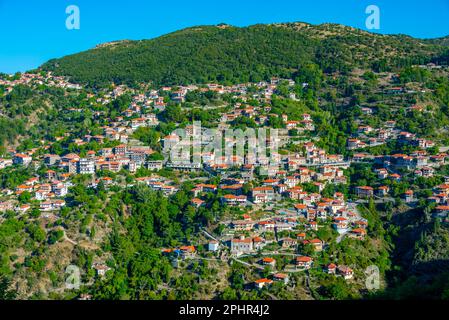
[41,23,449,87]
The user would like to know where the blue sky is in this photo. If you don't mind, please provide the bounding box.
[1,0,449,74]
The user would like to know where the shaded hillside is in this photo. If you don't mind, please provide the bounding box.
[424,35,449,47]
[376,207,449,300]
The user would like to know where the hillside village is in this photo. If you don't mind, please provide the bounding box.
[1,58,449,299]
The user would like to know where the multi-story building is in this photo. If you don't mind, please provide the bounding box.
[230,237,253,255]
[77,158,95,175]
[13,154,32,166]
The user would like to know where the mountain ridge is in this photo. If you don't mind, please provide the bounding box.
[41,22,449,87]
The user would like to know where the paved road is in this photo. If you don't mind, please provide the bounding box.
[336,202,363,243]
[355,196,395,204]
[63,231,78,245]
[201,228,220,242]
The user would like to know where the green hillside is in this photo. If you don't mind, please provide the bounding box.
[424,35,449,47]
[41,22,448,87]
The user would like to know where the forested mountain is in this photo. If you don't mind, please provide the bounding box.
[41,22,449,87]
[2,21,449,301]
